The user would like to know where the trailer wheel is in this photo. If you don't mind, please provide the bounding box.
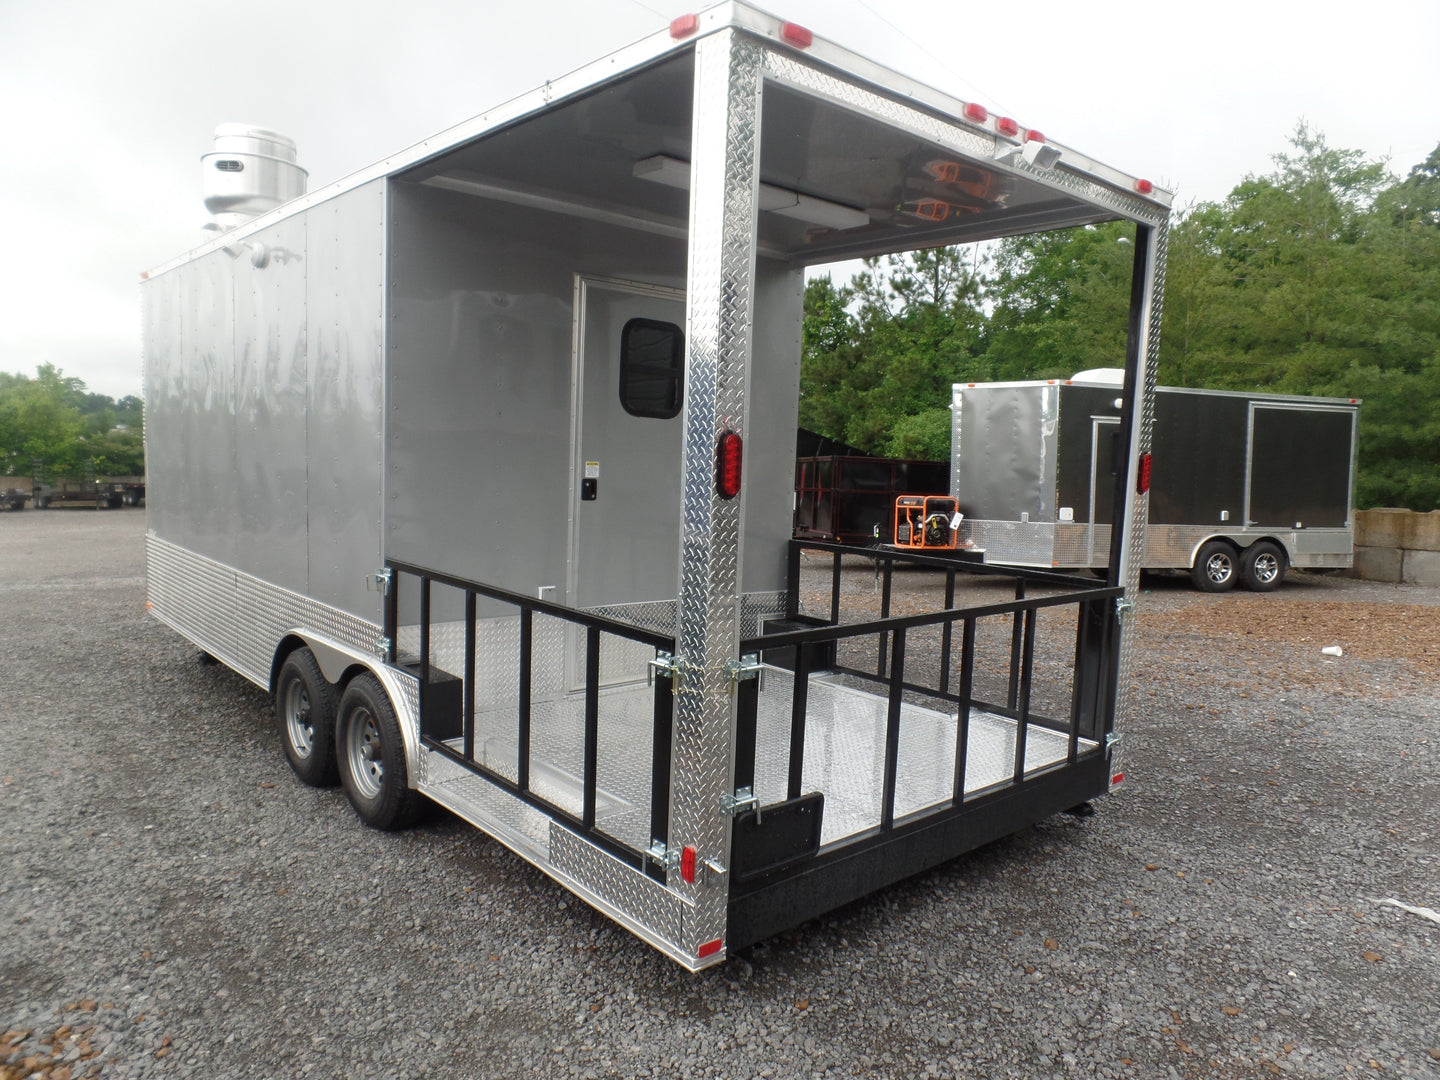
[336,673,423,830]
[1191,540,1238,592]
[1242,541,1286,592]
[275,648,339,787]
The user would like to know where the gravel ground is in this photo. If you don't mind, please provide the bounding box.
[2,512,1437,1079]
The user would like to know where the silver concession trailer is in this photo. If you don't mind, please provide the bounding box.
[142,3,1171,969]
[952,377,1359,591]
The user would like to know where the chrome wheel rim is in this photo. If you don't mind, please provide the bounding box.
[1205,554,1233,585]
[1253,552,1280,584]
[283,679,314,758]
[346,707,383,799]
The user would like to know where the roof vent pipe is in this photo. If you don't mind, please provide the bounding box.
[201,124,307,230]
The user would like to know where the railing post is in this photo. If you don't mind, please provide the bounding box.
[518,607,533,790]
[952,617,975,801]
[830,551,843,624]
[419,577,432,684]
[879,627,906,831]
[787,645,811,800]
[1007,579,1026,709]
[384,566,398,665]
[1012,607,1037,783]
[939,569,956,695]
[877,558,893,678]
[647,670,674,884]
[734,675,759,798]
[582,626,600,832]
[786,541,802,619]
[463,591,476,761]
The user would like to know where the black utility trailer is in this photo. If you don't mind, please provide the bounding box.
[794,454,950,545]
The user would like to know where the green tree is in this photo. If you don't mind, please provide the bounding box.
[0,365,143,480]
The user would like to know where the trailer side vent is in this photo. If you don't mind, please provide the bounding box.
[214,159,244,172]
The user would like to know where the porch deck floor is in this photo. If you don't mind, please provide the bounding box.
[434,665,1095,856]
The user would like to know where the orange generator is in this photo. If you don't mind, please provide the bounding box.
[893,494,960,550]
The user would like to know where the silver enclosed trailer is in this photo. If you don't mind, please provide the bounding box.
[142,3,1171,969]
[952,378,1359,590]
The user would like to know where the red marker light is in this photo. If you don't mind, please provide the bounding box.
[963,102,988,123]
[996,117,1019,137]
[669,13,698,38]
[1134,178,1154,195]
[716,430,743,499]
[780,22,813,48]
[698,938,723,959]
[1025,129,1045,143]
[680,845,697,884]
[1137,452,1152,494]
[1111,773,1125,787]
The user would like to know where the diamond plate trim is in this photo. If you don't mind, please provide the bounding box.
[667,30,767,960]
[1113,220,1169,755]
[759,51,1166,228]
[966,520,1057,567]
[147,533,382,687]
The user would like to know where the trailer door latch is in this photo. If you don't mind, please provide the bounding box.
[1114,597,1135,622]
[723,653,762,687]
[721,786,761,824]
[648,651,688,690]
[646,840,680,870]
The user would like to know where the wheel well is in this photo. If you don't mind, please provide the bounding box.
[1189,536,1239,567]
[269,635,309,694]
[1242,536,1289,563]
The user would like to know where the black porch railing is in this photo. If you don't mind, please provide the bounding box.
[734,540,1124,840]
[384,560,678,882]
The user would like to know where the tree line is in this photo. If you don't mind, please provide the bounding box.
[0,365,143,482]
[800,126,1440,511]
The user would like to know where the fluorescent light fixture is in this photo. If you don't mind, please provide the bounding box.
[634,155,869,230]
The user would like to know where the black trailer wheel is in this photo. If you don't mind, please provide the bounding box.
[1241,541,1287,592]
[336,673,423,830]
[275,647,339,787]
[1191,540,1239,592]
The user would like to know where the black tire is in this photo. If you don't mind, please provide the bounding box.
[336,673,423,830]
[275,647,339,787]
[1190,540,1239,592]
[1241,541,1287,592]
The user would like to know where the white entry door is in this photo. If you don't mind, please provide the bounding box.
[568,277,687,611]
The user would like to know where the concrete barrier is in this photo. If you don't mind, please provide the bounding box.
[1347,509,1440,584]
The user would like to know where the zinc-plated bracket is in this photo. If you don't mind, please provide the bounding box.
[1115,597,1135,622]
[374,635,392,659]
[721,786,761,824]
[367,567,393,596]
[646,840,679,871]
[647,651,689,691]
[1106,731,1123,750]
[724,653,762,686]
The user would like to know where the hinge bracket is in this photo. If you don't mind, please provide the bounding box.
[724,653,762,687]
[721,786,761,824]
[646,840,679,871]
[1115,597,1135,622]
[367,567,393,596]
[647,651,689,691]
[375,635,392,659]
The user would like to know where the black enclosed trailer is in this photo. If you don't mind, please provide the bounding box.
[952,376,1359,591]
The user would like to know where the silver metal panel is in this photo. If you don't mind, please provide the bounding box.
[142,271,184,541]
[181,254,237,565]
[232,217,308,591]
[668,29,765,961]
[384,184,685,602]
[966,520,1057,568]
[307,179,385,621]
[953,385,1054,522]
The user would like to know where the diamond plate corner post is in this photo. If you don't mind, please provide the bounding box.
[1113,217,1169,744]
[669,29,765,962]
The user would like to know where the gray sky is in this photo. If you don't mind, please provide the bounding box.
[2,0,1436,399]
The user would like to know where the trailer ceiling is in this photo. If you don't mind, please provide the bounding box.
[398,41,1125,265]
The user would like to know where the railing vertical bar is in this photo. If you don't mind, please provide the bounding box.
[1012,607,1037,783]
[878,558,893,678]
[419,576,432,686]
[952,617,976,801]
[384,567,398,664]
[1067,601,1091,764]
[1007,578,1026,709]
[735,676,759,802]
[647,669,674,884]
[787,646,811,800]
[879,627,906,831]
[518,606,533,790]
[786,541,802,618]
[463,591,476,761]
[582,626,600,831]
[939,569,956,695]
[830,552,843,624]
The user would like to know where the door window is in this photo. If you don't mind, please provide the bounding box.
[618,318,684,419]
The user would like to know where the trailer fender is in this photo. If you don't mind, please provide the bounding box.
[274,631,423,788]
